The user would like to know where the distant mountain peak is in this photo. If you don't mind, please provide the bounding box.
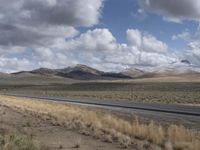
[12,64,132,80]
[74,64,101,72]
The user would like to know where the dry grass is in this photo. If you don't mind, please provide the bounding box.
[4,90,200,104]
[0,132,39,150]
[0,95,199,150]
[0,121,39,150]
[1,81,200,104]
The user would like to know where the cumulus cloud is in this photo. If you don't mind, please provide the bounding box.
[0,0,105,72]
[0,57,34,73]
[183,27,200,65]
[0,0,186,72]
[127,29,168,53]
[0,0,103,27]
[0,25,178,72]
[21,0,103,27]
[0,24,78,47]
[127,29,142,47]
[28,28,176,72]
[0,0,103,48]
[139,0,200,22]
[131,0,200,69]
[170,25,200,66]
[167,24,200,67]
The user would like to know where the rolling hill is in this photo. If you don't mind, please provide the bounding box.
[13,64,132,80]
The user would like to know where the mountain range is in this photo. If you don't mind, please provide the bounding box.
[1,60,199,80]
[12,64,132,80]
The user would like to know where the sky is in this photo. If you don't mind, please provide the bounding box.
[0,0,200,72]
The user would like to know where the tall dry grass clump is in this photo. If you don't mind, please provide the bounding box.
[0,95,199,150]
[0,132,38,150]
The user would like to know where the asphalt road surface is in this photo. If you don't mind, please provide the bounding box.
[3,94,200,129]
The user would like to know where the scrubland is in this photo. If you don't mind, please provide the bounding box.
[0,132,38,150]
[1,81,200,104]
[0,95,199,150]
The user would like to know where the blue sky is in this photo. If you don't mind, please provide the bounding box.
[97,0,198,50]
[0,0,200,72]
[77,0,200,57]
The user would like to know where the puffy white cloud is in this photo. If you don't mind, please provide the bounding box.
[0,0,105,72]
[139,0,200,22]
[0,57,34,73]
[174,26,200,66]
[142,34,168,53]
[127,29,168,53]
[28,28,176,72]
[66,28,117,52]
[0,27,179,72]
[171,27,200,66]
[1,0,199,73]
[127,29,142,47]
[184,41,200,65]
[0,0,181,72]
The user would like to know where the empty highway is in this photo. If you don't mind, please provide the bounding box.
[2,93,200,129]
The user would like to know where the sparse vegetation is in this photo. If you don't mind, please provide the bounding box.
[0,132,38,150]
[0,95,199,150]
[1,81,200,104]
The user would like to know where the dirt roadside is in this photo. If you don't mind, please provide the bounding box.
[0,104,134,150]
[0,96,199,150]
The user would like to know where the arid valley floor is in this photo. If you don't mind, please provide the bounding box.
[0,73,200,150]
